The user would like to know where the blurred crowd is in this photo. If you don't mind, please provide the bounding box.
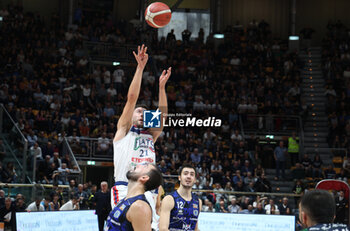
[322,20,350,154]
[0,180,111,230]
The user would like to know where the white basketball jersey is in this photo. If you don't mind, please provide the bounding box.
[113,125,156,182]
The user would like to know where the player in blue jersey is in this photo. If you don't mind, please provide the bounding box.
[159,164,202,231]
[105,163,163,231]
[299,189,349,231]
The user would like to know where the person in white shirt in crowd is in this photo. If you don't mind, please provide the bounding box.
[265,198,280,214]
[60,195,79,211]
[97,132,111,156]
[102,66,111,88]
[30,142,42,160]
[112,65,124,93]
[26,197,44,211]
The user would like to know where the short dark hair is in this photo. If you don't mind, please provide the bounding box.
[178,164,197,176]
[300,189,335,224]
[135,104,148,110]
[144,165,163,191]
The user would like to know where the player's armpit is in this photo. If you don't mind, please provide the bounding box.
[127,200,152,231]
[159,195,175,231]
[114,100,135,141]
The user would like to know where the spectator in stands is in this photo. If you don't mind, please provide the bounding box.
[254,202,266,214]
[323,165,336,179]
[254,173,271,192]
[190,148,201,165]
[60,194,79,211]
[15,197,26,212]
[94,181,111,231]
[4,162,16,183]
[279,197,291,215]
[56,163,70,185]
[215,198,228,213]
[40,197,52,211]
[292,162,306,180]
[265,198,280,215]
[312,154,323,178]
[240,204,254,214]
[26,197,44,211]
[337,168,348,182]
[76,183,89,210]
[288,132,299,166]
[30,142,43,160]
[274,141,287,180]
[26,130,38,147]
[343,157,350,176]
[300,154,313,177]
[0,139,6,161]
[227,198,240,213]
[210,160,223,184]
[49,193,60,211]
[0,197,15,230]
[97,132,111,156]
[334,190,348,224]
[50,152,62,169]
[202,201,215,212]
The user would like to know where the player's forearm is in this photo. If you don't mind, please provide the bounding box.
[159,87,168,120]
[127,66,144,102]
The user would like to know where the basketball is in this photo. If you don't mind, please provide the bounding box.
[145,2,172,28]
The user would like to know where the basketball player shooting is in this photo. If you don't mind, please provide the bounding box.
[111,44,171,209]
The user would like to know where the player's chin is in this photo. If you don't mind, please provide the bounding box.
[136,121,144,128]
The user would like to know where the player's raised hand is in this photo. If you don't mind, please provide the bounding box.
[159,67,171,89]
[133,44,148,69]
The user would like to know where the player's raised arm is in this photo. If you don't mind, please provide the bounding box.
[151,67,171,142]
[114,45,148,142]
[128,200,152,231]
[159,195,174,231]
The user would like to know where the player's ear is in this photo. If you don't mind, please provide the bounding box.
[301,211,307,226]
[140,175,150,184]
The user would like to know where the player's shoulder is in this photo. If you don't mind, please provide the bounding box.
[162,194,175,208]
[130,200,151,214]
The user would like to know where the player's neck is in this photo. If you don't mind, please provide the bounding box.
[177,186,192,201]
[126,182,144,198]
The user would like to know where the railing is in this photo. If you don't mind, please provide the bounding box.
[83,42,138,61]
[0,104,29,183]
[66,137,113,161]
[32,137,82,184]
[62,137,82,174]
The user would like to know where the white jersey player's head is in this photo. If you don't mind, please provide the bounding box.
[132,104,148,128]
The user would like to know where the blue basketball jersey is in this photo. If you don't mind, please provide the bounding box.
[105,194,150,231]
[168,191,200,231]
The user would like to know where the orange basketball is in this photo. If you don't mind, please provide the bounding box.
[145,2,172,28]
